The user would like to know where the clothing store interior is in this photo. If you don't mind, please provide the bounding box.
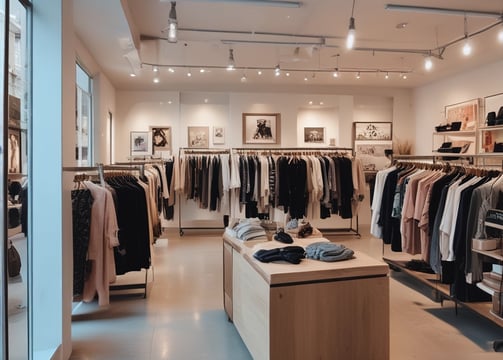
[3,0,503,359]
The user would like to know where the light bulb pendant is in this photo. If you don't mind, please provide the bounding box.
[346,17,356,49]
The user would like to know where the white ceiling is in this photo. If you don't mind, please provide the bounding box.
[73,0,503,91]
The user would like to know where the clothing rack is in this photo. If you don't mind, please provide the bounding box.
[64,164,151,298]
[231,146,360,237]
[378,157,503,351]
[178,148,231,236]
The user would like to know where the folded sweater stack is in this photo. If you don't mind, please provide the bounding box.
[305,242,354,262]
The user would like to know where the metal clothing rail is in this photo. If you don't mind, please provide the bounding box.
[178,148,231,236]
[232,146,359,237]
[63,163,150,298]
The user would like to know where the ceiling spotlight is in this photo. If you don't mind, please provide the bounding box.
[275,64,281,76]
[462,39,472,56]
[153,66,159,73]
[286,72,291,77]
[187,69,192,77]
[356,72,361,79]
[402,73,408,79]
[424,56,433,71]
[153,77,160,83]
[168,67,175,73]
[308,100,313,105]
[167,1,178,43]
[257,70,262,75]
[241,73,247,82]
[499,26,503,43]
[227,49,235,71]
[462,15,471,56]
[346,0,356,49]
[396,22,408,29]
[333,69,339,78]
[129,72,136,77]
[304,76,308,81]
[200,68,206,73]
[385,72,389,79]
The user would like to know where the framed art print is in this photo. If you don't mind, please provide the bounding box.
[8,128,21,173]
[242,113,280,144]
[188,126,209,148]
[130,131,151,156]
[151,126,171,153]
[213,126,225,145]
[304,127,325,143]
[444,98,480,131]
[353,122,392,141]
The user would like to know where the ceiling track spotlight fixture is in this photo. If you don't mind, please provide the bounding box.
[346,0,356,49]
[274,64,281,76]
[462,15,472,56]
[167,1,178,43]
[227,48,235,70]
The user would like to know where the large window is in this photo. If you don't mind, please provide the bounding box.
[75,63,92,166]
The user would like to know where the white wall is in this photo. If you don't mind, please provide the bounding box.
[413,59,503,155]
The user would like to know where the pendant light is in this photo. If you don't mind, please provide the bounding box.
[167,1,178,43]
[346,0,356,49]
[462,15,472,56]
[227,49,235,71]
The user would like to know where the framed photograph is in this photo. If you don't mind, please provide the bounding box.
[445,98,480,131]
[213,126,225,145]
[354,122,392,141]
[130,131,151,156]
[188,126,209,148]
[242,113,281,144]
[8,128,22,174]
[354,140,393,172]
[151,126,171,153]
[304,127,325,143]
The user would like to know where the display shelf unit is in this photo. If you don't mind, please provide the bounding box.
[470,219,503,350]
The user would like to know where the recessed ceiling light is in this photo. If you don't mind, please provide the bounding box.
[396,22,408,29]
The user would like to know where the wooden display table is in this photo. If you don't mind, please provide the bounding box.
[223,233,390,360]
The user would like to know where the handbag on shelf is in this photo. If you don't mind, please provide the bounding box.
[7,240,21,277]
[494,142,503,153]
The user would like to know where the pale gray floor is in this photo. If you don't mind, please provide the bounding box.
[70,227,503,360]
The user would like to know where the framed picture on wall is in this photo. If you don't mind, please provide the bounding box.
[242,113,280,144]
[353,122,392,141]
[188,126,209,148]
[354,140,393,172]
[445,98,480,130]
[130,131,151,156]
[8,128,21,174]
[304,127,325,143]
[213,126,225,145]
[150,126,171,153]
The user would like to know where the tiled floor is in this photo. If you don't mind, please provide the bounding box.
[70,227,503,360]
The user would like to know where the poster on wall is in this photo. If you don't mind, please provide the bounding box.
[151,126,171,153]
[188,126,209,148]
[8,128,21,173]
[354,122,392,141]
[354,140,393,172]
[213,126,225,145]
[303,127,325,143]
[444,98,480,130]
[242,113,281,144]
[130,131,152,156]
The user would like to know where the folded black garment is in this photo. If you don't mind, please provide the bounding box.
[274,230,293,243]
[253,246,305,264]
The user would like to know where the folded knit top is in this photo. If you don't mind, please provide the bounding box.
[305,242,354,262]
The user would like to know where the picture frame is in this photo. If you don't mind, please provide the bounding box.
[8,128,22,174]
[213,126,225,145]
[188,126,210,148]
[444,98,480,131]
[353,122,392,141]
[304,127,325,143]
[242,113,281,144]
[150,126,171,153]
[130,131,151,156]
[354,140,393,172]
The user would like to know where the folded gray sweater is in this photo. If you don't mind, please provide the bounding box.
[305,242,354,262]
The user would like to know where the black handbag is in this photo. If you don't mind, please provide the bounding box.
[494,142,503,153]
[8,240,21,277]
